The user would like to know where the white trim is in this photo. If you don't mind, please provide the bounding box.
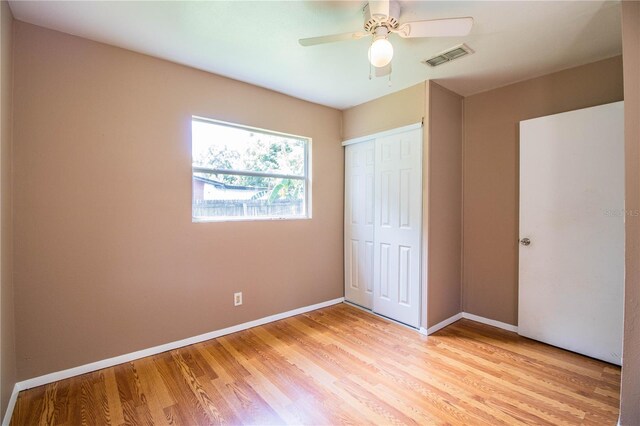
[13,297,344,394]
[419,312,518,336]
[341,121,423,146]
[343,306,518,335]
[462,312,518,332]
[426,313,463,335]
[2,384,21,426]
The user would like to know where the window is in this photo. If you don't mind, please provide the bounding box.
[191,117,311,222]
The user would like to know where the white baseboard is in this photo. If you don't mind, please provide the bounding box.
[425,313,463,335]
[2,296,344,425]
[421,312,518,336]
[2,384,21,426]
[342,304,517,336]
[462,312,518,333]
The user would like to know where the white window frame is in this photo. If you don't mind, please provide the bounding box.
[191,116,312,223]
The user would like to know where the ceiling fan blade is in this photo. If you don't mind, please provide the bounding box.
[375,63,391,77]
[299,31,369,47]
[396,17,473,38]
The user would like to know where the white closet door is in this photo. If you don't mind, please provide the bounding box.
[344,140,375,309]
[373,128,422,328]
[519,101,624,365]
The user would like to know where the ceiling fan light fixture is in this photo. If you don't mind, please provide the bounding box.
[368,37,394,68]
[298,0,474,78]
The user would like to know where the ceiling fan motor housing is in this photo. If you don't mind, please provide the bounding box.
[363,0,401,33]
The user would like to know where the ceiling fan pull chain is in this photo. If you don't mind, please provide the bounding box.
[388,67,392,87]
[369,60,372,80]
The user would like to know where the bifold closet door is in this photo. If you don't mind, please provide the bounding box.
[373,128,422,328]
[344,140,375,309]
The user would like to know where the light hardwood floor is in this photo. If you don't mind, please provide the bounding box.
[10,303,621,425]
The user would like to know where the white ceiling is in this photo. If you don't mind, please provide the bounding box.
[8,1,622,110]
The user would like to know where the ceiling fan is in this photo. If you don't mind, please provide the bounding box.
[299,0,473,77]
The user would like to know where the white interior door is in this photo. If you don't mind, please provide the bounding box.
[344,140,375,309]
[518,101,624,365]
[373,128,422,328]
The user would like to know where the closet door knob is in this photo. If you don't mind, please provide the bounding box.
[520,238,531,246]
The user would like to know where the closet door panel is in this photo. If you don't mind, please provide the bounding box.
[373,128,422,328]
[344,140,375,309]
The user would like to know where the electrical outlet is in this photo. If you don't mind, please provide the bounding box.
[234,292,243,306]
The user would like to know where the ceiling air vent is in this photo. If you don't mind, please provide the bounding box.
[423,44,474,67]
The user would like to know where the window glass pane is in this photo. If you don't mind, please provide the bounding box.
[192,173,306,221]
[191,117,310,222]
[192,119,306,177]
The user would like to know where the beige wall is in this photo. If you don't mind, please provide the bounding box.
[12,22,344,380]
[342,83,425,141]
[5,11,632,403]
[425,82,463,328]
[620,1,640,424]
[0,0,15,418]
[462,56,624,325]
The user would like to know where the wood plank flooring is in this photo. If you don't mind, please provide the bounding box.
[10,303,621,425]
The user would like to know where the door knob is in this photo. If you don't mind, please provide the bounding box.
[520,238,531,246]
